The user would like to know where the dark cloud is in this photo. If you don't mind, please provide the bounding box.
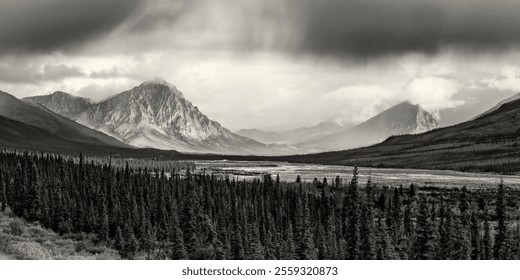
[0,0,141,53]
[0,63,85,84]
[129,0,520,59]
[127,0,193,32]
[289,0,520,58]
[3,0,520,59]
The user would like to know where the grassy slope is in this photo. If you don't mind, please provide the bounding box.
[0,210,119,260]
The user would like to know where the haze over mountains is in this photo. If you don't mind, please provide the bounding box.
[7,79,518,163]
[23,79,440,155]
[282,94,520,173]
[237,117,352,145]
[239,101,438,152]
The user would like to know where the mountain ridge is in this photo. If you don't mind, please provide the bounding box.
[295,101,438,152]
[236,117,351,145]
[279,97,520,173]
[0,90,129,148]
[24,91,92,119]
[72,81,277,155]
[474,92,520,120]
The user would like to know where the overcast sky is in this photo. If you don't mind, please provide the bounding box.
[1,0,520,131]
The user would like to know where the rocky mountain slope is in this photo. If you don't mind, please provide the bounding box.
[24,91,92,119]
[71,80,273,155]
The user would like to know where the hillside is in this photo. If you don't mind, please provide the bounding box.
[0,115,183,158]
[0,91,129,148]
[280,98,520,173]
[295,101,438,152]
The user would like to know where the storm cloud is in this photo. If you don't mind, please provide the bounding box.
[111,0,520,58]
[293,0,520,58]
[4,0,520,58]
[2,0,520,130]
[0,0,141,53]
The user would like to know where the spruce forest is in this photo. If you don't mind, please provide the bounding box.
[1,151,520,260]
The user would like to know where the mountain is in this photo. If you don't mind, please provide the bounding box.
[0,115,65,148]
[296,101,438,152]
[236,129,285,144]
[236,117,351,145]
[0,90,130,148]
[24,91,92,119]
[474,92,520,119]
[70,79,274,155]
[281,97,520,173]
[0,113,184,159]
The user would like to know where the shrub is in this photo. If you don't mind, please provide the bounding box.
[9,220,25,236]
[9,241,51,260]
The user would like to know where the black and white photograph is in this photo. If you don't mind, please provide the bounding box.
[1,0,520,276]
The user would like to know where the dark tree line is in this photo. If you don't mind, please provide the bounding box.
[1,151,520,260]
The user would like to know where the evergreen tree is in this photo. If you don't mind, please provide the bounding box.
[283,221,297,260]
[114,226,125,256]
[122,223,139,259]
[295,195,316,260]
[247,223,265,260]
[413,197,435,259]
[483,219,492,260]
[469,212,481,260]
[494,180,508,259]
[359,180,376,260]
[345,167,360,259]
[0,173,7,212]
[230,203,245,260]
[142,223,157,259]
[376,216,399,260]
[449,212,471,260]
[0,151,516,261]
[169,207,187,260]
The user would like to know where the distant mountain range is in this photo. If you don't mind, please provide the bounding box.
[238,101,438,152]
[5,79,519,172]
[237,118,352,145]
[24,80,439,155]
[25,80,291,155]
[280,93,520,173]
